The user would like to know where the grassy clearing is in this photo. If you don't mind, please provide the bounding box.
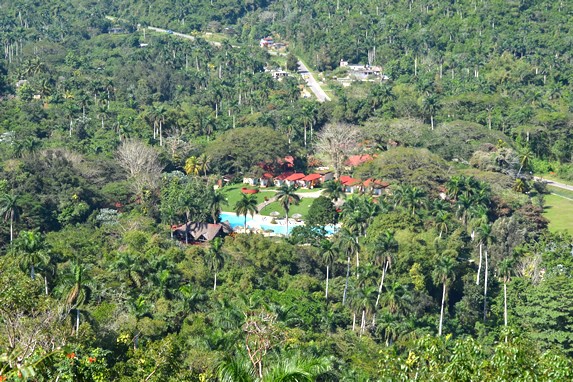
[547,185,573,200]
[294,187,323,194]
[543,194,573,233]
[260,198,314,217]
[219,184,275,212]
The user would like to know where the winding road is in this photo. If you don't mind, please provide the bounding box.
[111,16,331,103]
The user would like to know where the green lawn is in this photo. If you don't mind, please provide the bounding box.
[294,187,323,194]
[543,194,573,233]
[547,185,573,200]
[260,198,314,217]
[219,184,275,212]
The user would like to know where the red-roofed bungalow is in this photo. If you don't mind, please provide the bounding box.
[285,173,306,187]
[363,178,390,195]
[301,173,322,188]
[260,173,274,187]
[340,175,361,194]
[274,172,294,187]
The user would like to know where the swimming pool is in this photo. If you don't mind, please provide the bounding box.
[219,212,337,235]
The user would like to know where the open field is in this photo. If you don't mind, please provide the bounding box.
[543,194,573,233]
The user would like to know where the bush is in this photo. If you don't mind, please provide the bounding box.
[557,164,573,181]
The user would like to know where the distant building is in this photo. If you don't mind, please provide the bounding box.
[271,70,289,80]
[260,36,274,48]
[339,59,387,82]
[171,222,232,243]
[109,27,125,34]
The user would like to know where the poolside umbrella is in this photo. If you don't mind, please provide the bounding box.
[292,213,303,221]
[270,211,280,217]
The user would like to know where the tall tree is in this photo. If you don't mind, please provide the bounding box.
[275,185,301,236]
[372,230,399,308]
[432,253,457,336]
[206,237,225,291]
[336,228,360,305]
[315,123,361,179]
[0,193,20,243]
[60,260,93,337]
[210,189,228,224]
[498,256,514,342]
[234,194,258,233]
[319,239,337,300]
[13,230,49,281]
[323,180,345,203]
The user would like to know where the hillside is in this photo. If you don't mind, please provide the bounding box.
[1,1,573,380]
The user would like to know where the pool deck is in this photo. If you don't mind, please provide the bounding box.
[223,213,304,235]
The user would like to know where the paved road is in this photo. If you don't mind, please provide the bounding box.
[147,26,222,47]
[534,176,573,192]
[297,60,331,102]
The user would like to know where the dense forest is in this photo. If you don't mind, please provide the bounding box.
[1,0,573,380]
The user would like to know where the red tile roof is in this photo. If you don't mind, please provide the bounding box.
[346,179,362,186]
[262,172,274,179]
[363,178,390,188]
[345,154,374,167]
[274,172,294,180]
[340,175,360,185]
[285,173,306,181]
[301,173,321,181]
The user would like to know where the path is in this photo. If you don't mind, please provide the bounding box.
[297,60,331,102]
[147,26,222,47]
[534,176,573,192]
[256,195,277,212]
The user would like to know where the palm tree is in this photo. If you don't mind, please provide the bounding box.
[60,260,93,336]
[319,239,337,300]
[217,352,332,382]
[184,156,200,175]
[197,153,211,176]
[432,253,457,336]
[206,237,225,291]
[323,180,345,203]
[0,193,20,243]
[234,194,258,233]
[498,257,514,342]
[393,185,426,215]
[350,285,377,335]
[422,94,439,130]
[110,252,144,289]
[475,223,492,286]
[210,189,228,223]
[372,230,399,308]
[380,280,410,315]
[434,210,451,239]
[13,230,50,281]
[275,185,301,236]
[455,193,474,226]
[336,228,360,305]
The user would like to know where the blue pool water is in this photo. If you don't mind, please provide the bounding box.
[219,212,337,235]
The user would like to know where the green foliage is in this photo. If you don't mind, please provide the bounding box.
[206,127,290,175]
[305,196,338,227]
[2,0,573,379]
